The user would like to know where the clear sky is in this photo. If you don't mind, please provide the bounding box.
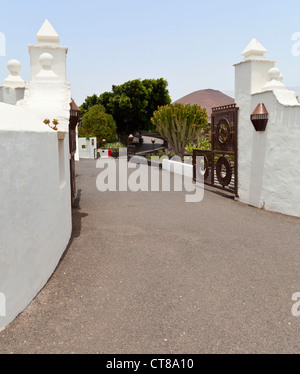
[1,0,300,105]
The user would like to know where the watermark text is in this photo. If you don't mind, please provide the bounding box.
[0,32,6,57]
[292,32,300,56]
[0,292,6,317]
[96,150,204,203]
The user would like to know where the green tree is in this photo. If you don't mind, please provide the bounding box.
[151,104,209,158]
[79,105,117,143]
[98,78,171,135]
[80,94,101,117]
[143,78,172,131]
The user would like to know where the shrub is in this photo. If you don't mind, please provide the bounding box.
[185,137,212,155]
[80,105,117,142]
[104,142,126,149]
[151,104,209,158]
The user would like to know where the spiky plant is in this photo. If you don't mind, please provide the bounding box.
[151,104,209,158]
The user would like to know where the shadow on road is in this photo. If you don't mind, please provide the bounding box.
[59,189,88,265]
[72,188,88,239]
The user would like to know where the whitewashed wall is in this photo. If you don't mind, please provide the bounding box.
[235,39,300,217]
[0,103,72,332]
[18,81,72,132]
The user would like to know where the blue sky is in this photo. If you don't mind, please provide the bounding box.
[1,0,300,105]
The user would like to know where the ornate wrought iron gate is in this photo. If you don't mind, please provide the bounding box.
[193,104,239,196]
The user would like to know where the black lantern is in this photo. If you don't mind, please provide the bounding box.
[69,99,81,207]
[251,103,268,132]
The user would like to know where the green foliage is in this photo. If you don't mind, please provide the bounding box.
[185,137,212,155]
[104,142,126,149]
[185,144,197,156]
[80,94,101,117]
[151,104,209,158]
[145,149,170,160]
[157,149,168,158]
[98,78,171,135]
[79,105,117,142]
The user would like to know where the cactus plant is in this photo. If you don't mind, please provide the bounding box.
[151,103,209,158]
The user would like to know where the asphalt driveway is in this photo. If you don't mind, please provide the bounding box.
[1,159,300,354]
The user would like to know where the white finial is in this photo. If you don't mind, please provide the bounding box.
[36,53,58,81]
[242,38,267,61]
[262,67,286,91]
[4,59,25,88]
[36,19,59,46]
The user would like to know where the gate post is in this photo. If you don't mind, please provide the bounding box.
[234,39,275,206]
[69,99,80,207]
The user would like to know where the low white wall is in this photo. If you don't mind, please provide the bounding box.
[75,126,80,161]
[162,159,193,178]
[78,137,97,159]
[0,103,72,332]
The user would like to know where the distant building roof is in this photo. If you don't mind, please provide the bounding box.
[174,89,235,119]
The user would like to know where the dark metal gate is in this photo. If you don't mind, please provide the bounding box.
[193,104,239,196]
[69,99,80,207]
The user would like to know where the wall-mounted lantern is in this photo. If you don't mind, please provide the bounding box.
[251,103,269,132]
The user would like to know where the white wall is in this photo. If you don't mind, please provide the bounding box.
[235,42,300,217]
[0,19,74,331]
[75,125,80,161]
[0,103,72,332]
[78,137,97,159]
[18,82,71,132]
[0,87,25,105]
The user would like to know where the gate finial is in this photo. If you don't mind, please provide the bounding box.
[36,19,59,46]
[262,67,286,91]
[4,59,25,88]
[242,38,267,61]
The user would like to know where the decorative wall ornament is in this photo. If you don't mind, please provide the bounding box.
[4,59,25,88]
[250,103,269,132]
[36,53,57,81]
[262,67,286,92]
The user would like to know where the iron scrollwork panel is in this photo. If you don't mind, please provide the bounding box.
[215,155,233,187]
[193,151,212,184]
[194,104,238,196]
